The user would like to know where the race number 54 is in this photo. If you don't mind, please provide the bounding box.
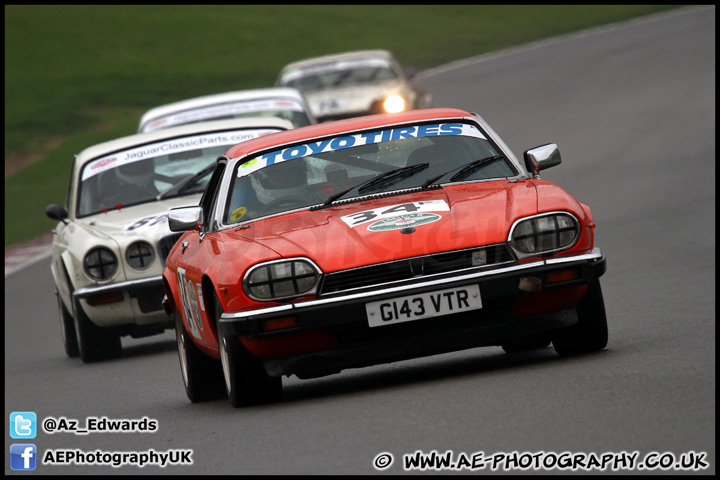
[177,268,204,338]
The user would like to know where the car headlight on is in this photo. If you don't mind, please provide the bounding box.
[383,95,406,113]
[84,247,118,280]
[509,212,580,256]
[243,258,322,301]
[126,241,155,270]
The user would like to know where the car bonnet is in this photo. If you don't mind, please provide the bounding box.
[223,181,541,272]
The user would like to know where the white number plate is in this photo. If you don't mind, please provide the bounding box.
[366,285,482,328]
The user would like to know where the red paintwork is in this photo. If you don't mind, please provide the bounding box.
[240,329,337,360]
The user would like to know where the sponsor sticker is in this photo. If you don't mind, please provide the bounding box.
[281,57,393,83]
[83,128,282,181]
[236,123,486,177]
[340,200,449,228]
[148,99,305,131]
[367,213,442,231]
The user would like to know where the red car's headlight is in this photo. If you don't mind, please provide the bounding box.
[243,258,322,301]
[509,212,580,256]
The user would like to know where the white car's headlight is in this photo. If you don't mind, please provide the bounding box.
[243,259,321,301]
[510,212,580,256]
[84,247,118,280]
[383,95,406,113]
[126,241,155,270]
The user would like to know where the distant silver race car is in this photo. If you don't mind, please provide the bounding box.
[45,117,292,363]
[276,49,432,122]
[138,87,315,133]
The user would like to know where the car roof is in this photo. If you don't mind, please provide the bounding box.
[224,107,474,160]
[76,116,294,167]
[278,49,395,75]
[138,87,310,132]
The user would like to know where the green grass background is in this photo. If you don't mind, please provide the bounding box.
[5,5,680,247]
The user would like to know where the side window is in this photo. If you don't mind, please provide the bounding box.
[199,159,227,232]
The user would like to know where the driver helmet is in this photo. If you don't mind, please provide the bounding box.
[252,159,308,204]
[115,159,154,186]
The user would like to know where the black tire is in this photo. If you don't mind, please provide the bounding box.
[502,336,551,354]
[552,278,608,356]
[56,292,79,358]
[174,306,225,403]
[215,295,282,407]
[73,299,122,363]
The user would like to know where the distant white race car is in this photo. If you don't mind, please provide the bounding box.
[276,49,432,122]
[45,117,293,362]
[138,87,315,133]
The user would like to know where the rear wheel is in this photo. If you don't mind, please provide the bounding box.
[552,278,608,356]
[174,306,225,402]
[214,294,282,407]
[56,292,79,358]
[73,300,122,363]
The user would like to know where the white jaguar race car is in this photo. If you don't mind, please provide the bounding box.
[45,117,292,362]
[276,49,432,122]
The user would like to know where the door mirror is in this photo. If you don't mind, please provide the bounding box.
[45,204,69,224]
[523,143,561,176]
[168,206,203,232]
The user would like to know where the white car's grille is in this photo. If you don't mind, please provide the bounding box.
[158,233,184,264]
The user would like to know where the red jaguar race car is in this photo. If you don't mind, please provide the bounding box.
[162,107,608,407]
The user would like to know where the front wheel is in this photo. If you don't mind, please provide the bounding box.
[56,292,79,358]
[219,334,283,408]
[552,278,608,356]
[502,336,551,354]
[214,295,281,407]
[73,300,122,363]
[174,307,225,402]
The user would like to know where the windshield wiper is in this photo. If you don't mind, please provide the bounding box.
[449,156,504,182]
[358,163,429,193]
[321,163,429,206]
[156,164,215,200]
[420,156,505,190]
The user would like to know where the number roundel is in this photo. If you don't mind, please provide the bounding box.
[177,268,204,338]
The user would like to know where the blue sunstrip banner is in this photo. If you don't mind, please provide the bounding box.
[237,122,486,177]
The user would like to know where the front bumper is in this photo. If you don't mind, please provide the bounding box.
[74,275,170,330]
[218,249,606,378]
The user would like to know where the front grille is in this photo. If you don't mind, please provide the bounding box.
[319,243,515,296]
[158,233,184,264]
[130,285,166,313]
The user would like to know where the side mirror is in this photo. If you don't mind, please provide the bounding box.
[403,66,417,79]
[168,206,204,232]
[523,143,561,177]
[45,204,69,224]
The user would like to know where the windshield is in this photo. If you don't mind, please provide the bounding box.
[280,58,399,93]
[224,122,518,224]
[76,128,281,217]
